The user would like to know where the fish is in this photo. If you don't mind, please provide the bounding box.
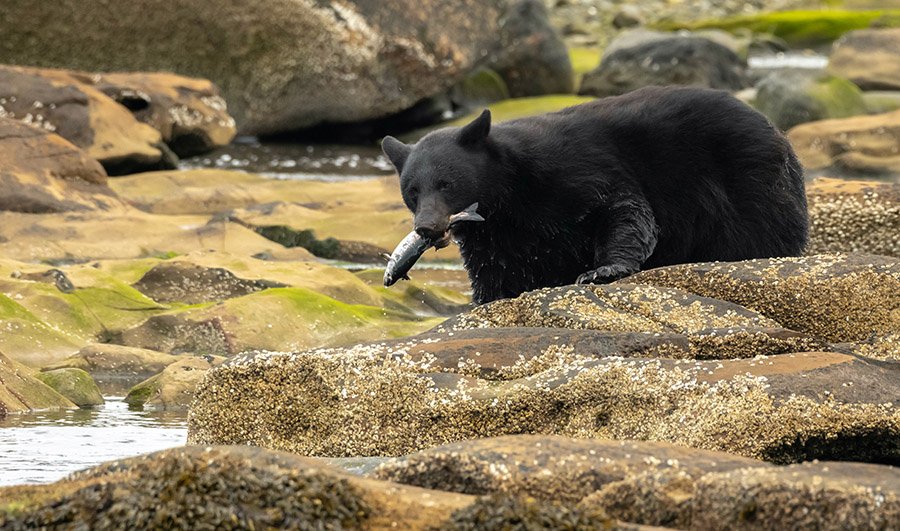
[383,202,484,287]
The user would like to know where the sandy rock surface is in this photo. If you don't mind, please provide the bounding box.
[0,118,124,213]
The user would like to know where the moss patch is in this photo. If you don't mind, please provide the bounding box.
[35,368,103,407]
[658,10,900,46]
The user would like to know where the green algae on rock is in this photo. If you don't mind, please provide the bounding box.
[624,254,900,343]
[656,9,900,46]
[35,368,103,408]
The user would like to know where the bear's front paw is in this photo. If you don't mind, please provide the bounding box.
[576,264,634,285]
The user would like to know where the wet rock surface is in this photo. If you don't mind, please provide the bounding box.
[752,73,866,131]
[132,261,282,305]
[92,71,236,157]
[190,340,898,463]
[0,118,124,213]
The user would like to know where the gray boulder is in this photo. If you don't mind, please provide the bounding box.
[579,34,748,97]
[0,0,570,136]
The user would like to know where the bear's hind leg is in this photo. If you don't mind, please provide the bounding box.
[576,196,658,285]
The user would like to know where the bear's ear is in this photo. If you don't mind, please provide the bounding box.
[458,109,491,146]
[381,136,411,172]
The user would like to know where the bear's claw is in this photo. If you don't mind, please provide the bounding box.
[576,264,634,285]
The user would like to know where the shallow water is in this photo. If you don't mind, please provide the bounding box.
[180,137,394,181]
[0,398,187,486]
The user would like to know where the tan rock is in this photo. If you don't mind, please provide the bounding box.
[0,351,76,414]
[124,355,224,410]
[806,178,899,258]
[787,109,900,174]
[0,65,170,175]
[189,346,899,463]
[624,254,900,343]
[109,169,461,262]
[0,210,313,264]
[93,71,236,156]
[0,118,124,213]
[827,28,900,91]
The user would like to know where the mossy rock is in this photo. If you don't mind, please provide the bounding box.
[658,9,900,46]
[449,67,510,107]
[35,368,104,408]
[752,74,867,130]
[862,91,900,114]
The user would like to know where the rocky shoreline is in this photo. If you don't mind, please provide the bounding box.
[1,0,899,528]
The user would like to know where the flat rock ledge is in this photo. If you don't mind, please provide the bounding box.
[2,441,896,530]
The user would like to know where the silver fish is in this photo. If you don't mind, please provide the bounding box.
[383,203,484,287]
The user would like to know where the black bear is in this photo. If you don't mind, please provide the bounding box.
[382,86,808,304]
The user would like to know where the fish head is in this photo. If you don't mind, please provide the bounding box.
[382,110,495,239]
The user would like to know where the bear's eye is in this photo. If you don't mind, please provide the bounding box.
[436,180,451,191]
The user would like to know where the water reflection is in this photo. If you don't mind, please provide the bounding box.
[0,398,187,486]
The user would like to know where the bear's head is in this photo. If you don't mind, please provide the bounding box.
[382,110,496,240]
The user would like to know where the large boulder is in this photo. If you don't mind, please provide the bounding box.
[0,65,174,175]
[806,179,899,258]
[625,254,900,343]
[752,73,866,131]
[0,118,124,213]
[578,34,748,97]
[787,109,900,175]
[0,0,570,136]
[827,28,900,91]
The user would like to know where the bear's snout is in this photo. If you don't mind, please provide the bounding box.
[415,224,446,241]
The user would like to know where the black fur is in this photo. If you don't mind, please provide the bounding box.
[382,86,809,305]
